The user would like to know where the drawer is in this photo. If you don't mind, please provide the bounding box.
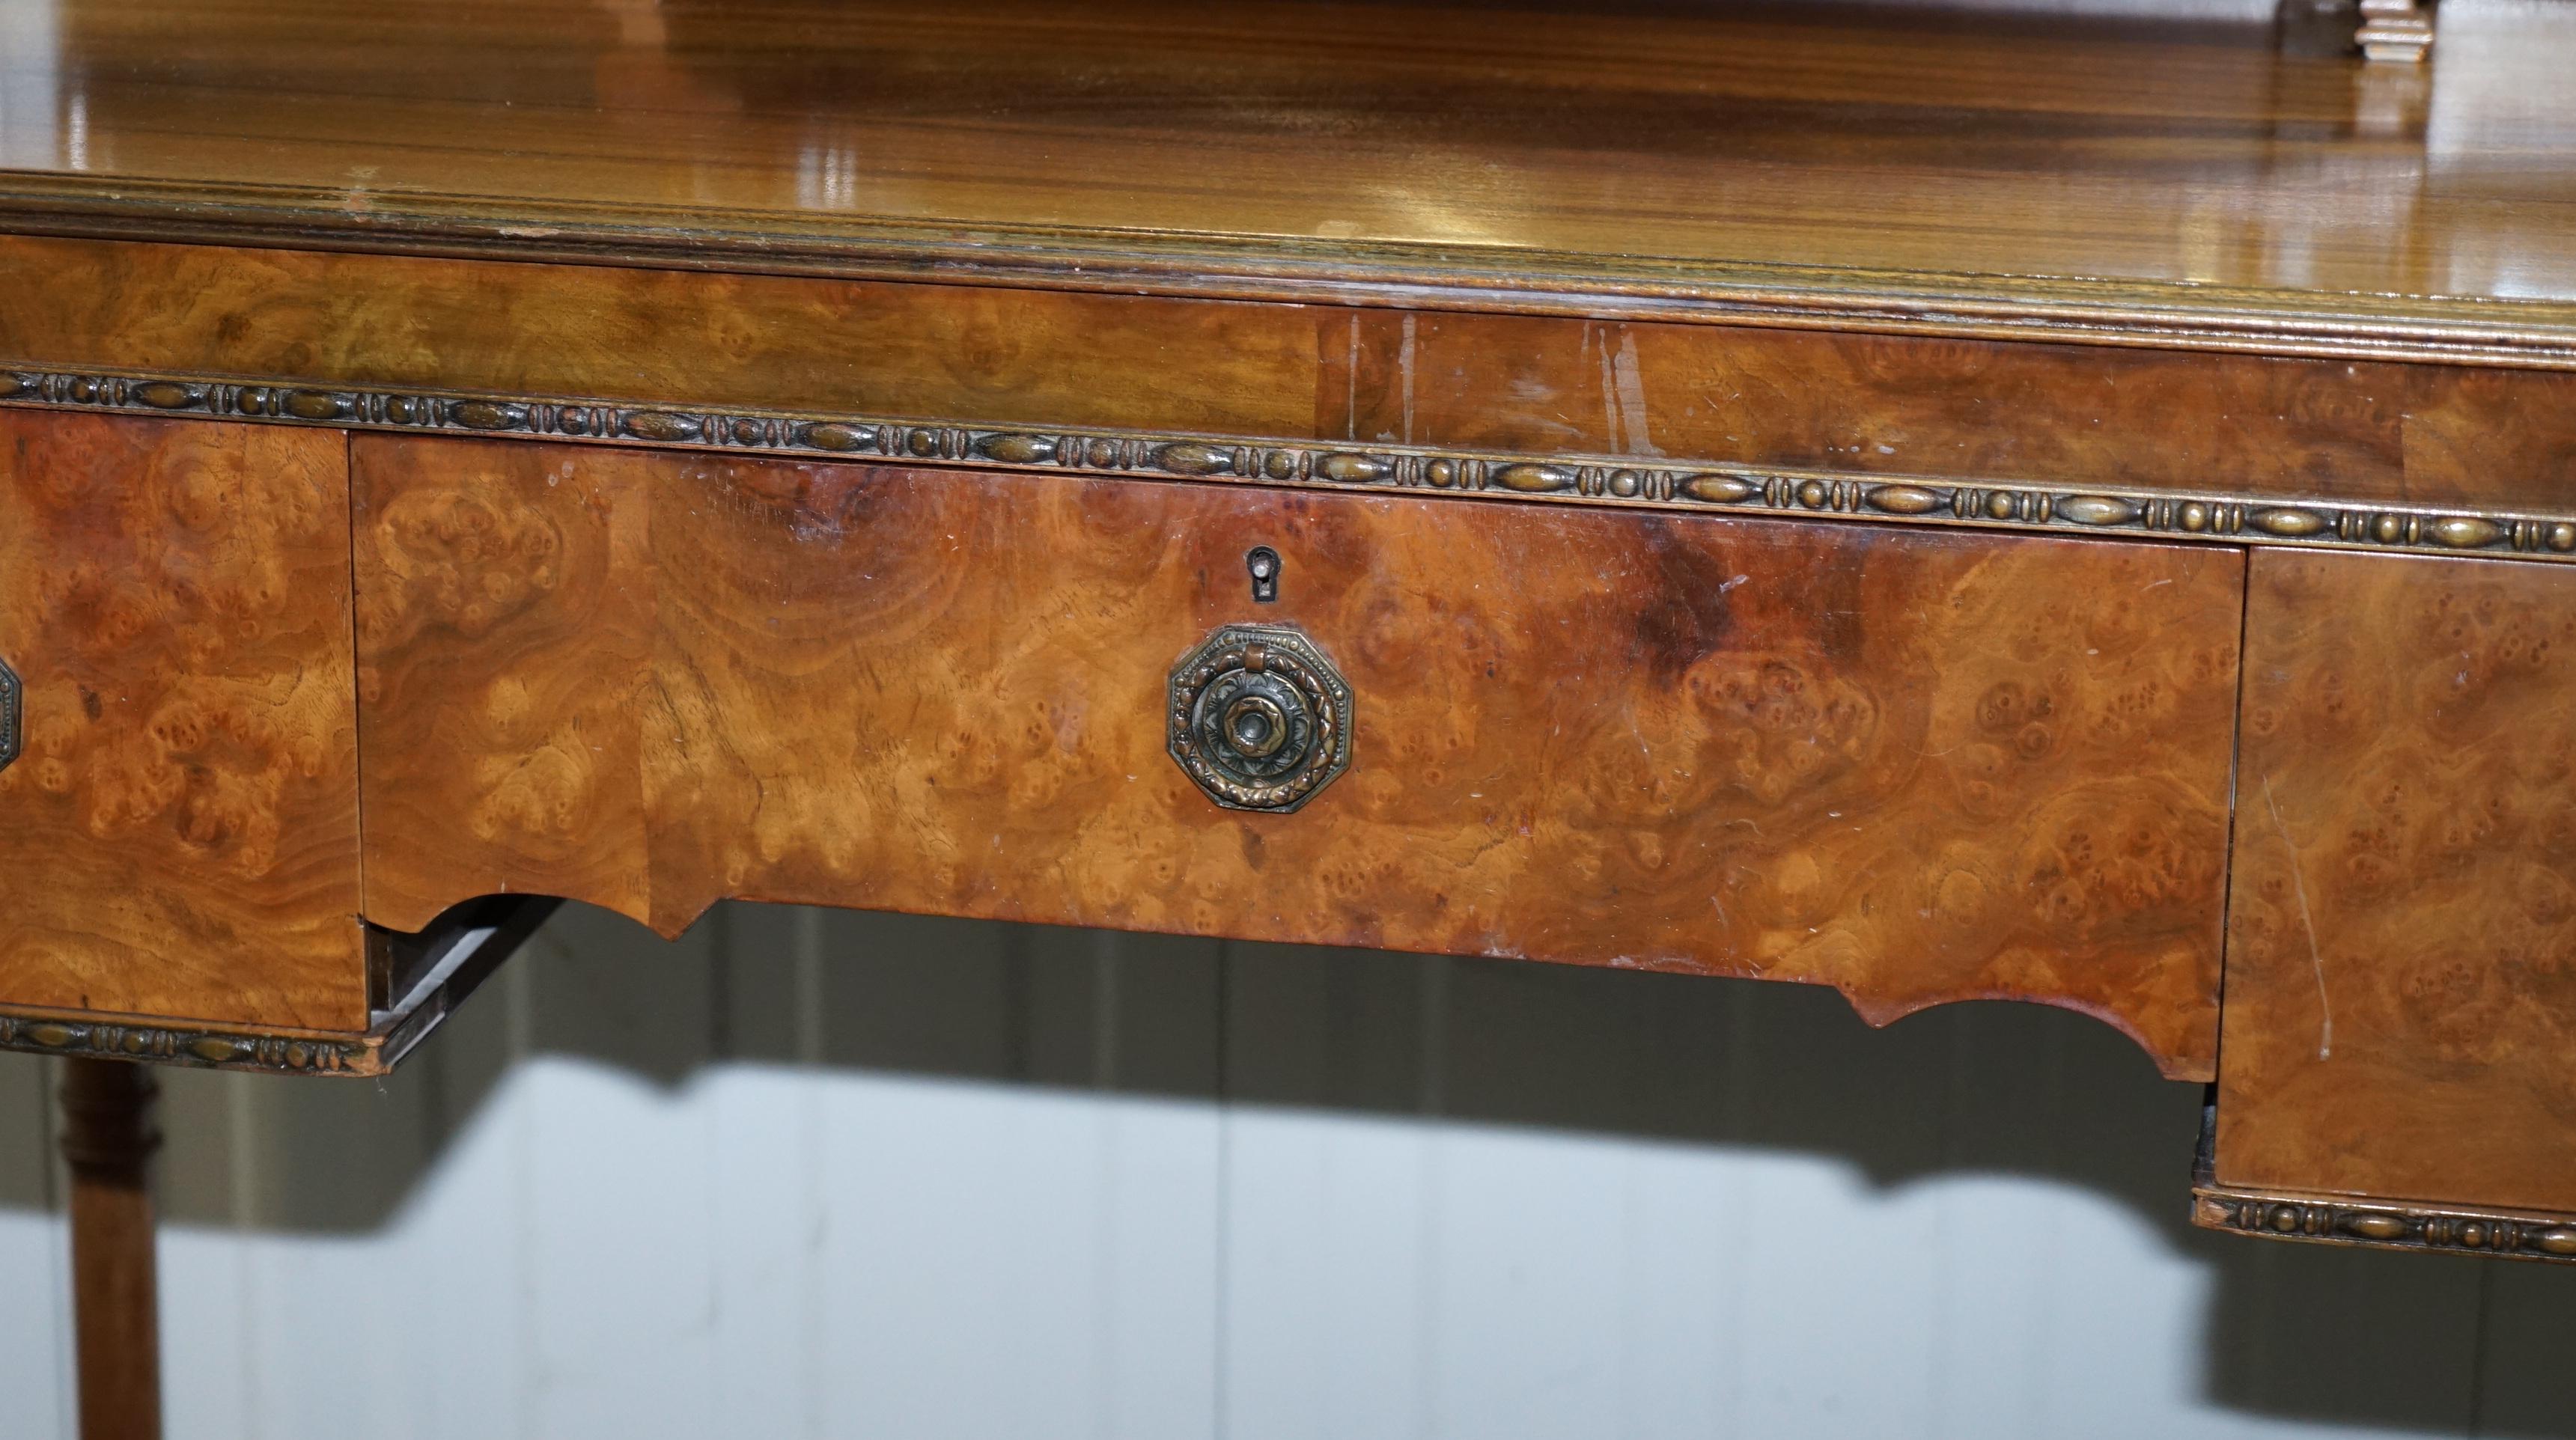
[2220,550,2576,1213]
[0,412,367,1031]
[353,436,2244,1078]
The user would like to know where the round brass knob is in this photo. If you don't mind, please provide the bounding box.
[1221,691,1291,760]
[1167,625,1352,812]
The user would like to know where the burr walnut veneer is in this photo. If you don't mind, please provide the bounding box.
[352,438,2243,1076]
[9,0,2576,1431]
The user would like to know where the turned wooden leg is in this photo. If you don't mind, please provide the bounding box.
[58,1058,163,1440]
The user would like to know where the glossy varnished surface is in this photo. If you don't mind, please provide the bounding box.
[0,236,1323,441]
[12,234,2576,519]
[356,439,2241,1077]
[0,0,2574,353]
[2220,551,2576,1212]
[0,412,365,1030]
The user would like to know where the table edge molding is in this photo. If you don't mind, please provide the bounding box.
[3,183,2575,370]
[4,364,2571,566]
[2191,1111,2576,1262]
[0,1011,377,1076]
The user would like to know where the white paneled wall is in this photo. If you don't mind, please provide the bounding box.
[1,903,2572,1439]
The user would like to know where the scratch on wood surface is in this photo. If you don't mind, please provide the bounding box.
[2262,772,2333,1060]
[1398,312,1418,445]
[1345,311,1359,442]
[1596,324,1619,449]
[1610,329,1664,457]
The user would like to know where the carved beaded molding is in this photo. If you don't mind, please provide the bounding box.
[2193,1189,2576,1264]
[7,367,2576,563]
[0,1013,368,1075]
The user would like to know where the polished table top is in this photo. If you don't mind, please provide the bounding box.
[1,0,2573,356]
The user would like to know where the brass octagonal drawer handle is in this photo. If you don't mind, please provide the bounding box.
[0,655,17,775]
[1167,623,1351,813]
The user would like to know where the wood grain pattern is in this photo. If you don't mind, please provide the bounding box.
[2220,550,2576,1212]
[13,235,2576,520]
[2,0,2575,358]
[357,438,2241,1079]
[1356,312,2576,513]
[0,897,561,1076]
[0,412,365,1029]
[0,235,1320,442]
[353,438,653,926]
[58,1058,161,1440]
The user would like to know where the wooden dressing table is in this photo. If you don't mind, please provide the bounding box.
[4,0,2575,1431]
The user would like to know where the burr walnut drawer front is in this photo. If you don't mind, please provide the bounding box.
[352,436,2244,1079]
[0,411,369,1033]
[2217,551,2576,1215]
